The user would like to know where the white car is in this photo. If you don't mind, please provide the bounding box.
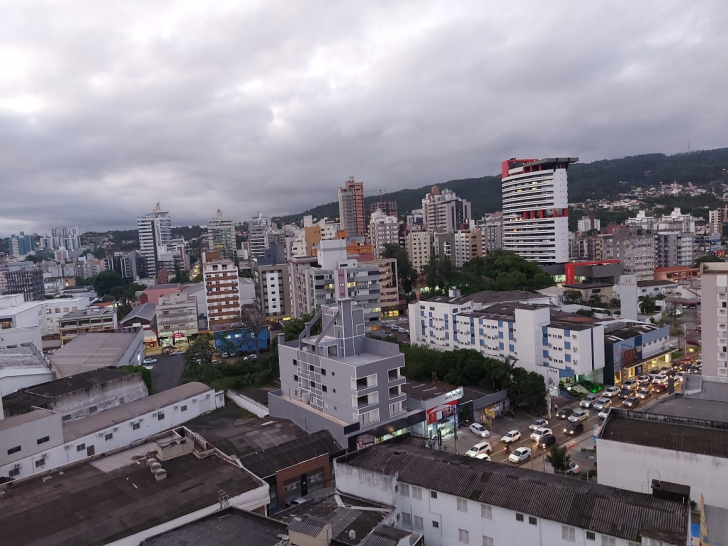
[390,324,401,332]
[565,461,580,475]
[501,430,521,443]
[569,410,589,422]
[142,357,157,365]
[509,447,532,464]
[529,418,549,431]
[475,453,491,461]
[469,423,490,438]
[530,427,553,442]
[652,374,668,385]
[400,329,409,334]
[580,394,599,409]
[603,386,621,398]
[599,408,610,419]
[592,398,612,411]
[465,441,492,458]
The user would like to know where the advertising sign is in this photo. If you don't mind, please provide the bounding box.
[426,400,457,424]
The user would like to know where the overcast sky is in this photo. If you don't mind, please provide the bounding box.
[1,0,726,236]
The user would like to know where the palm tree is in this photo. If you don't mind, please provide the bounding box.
[546,445,572,474]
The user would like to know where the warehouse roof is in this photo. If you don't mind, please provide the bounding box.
[50,331,142,377]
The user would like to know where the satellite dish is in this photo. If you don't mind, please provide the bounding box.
[349,530,356,540]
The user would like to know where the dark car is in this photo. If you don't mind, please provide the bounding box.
[564,421,584,436]
[623,396,640,408]
[652,383,668,394]
[556,407,574,420]
[618,388,633,399]
[537,434,557,448]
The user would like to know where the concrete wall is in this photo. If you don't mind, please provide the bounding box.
[0,326,42,351]
[0,411,64,468]
[334,458,397,506]
[227,390,269,417]
[0,367,54,397]
[598,436,728,509]
[0,388,224,481]
[54,373,149,421]
[119,329,145,367]
[268,391,348,448]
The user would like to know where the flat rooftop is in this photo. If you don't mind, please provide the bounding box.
[61,306,115,319]
[600,409,728,459]
[50,331,141,377]
[401,381,456,401]
[142,508,289,546]
[145,284,180,290]
[0,449,263,546]
[0,300,44,316]
[339,439,688,544]
[604,322,665,343]
[428,290,540,306]
[637,279,675,287]
[2,367,136,415]
[461,302,600,331]
[63,382,211,441]
[0,344,49,370]
[644,395,728,423]
[185,406,342,478]
[0,408,56,433]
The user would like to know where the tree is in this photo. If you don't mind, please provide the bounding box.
[92,247,107,259]
[640,296,657,315]
[695,254,724,268]
[563,290,582,304]
[116,300,132,321]
[546,445,572,474]
[588,293,603,307]
[120,365,153,393]
[241,306,269,359]
[182,334,221,385]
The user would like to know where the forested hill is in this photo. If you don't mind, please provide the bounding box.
[276,147,728,223]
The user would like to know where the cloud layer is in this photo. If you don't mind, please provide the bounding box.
[1,0,726,235]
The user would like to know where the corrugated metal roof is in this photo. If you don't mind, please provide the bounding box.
[288,516,328,537]
[339,441,688,542]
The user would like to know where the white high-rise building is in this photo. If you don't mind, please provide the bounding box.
[248,213,270,259]
[701,262,728,377]
[207,209,236,260]
[501,157,577,264]
[422,186,471,234]
[369,209,399,258]
[137,203,172,277]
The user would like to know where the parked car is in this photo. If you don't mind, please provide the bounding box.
[465,441,492,458]
[509,447,532,464]
[617,388,633,400]
[603,386,621,398]
[564,421,584,436]
[592,398,611,411]
[556,407,574,419]
[142,357,157,365]
[569,410,589,422]
[636,387,652,400]
[501,430,521,443]
[537,434,557,448]
[475,453,491,461]
[637,374,652,386]
[469,423,490,438]
[565,461,580,475]
[652,383,668,394]
[580,394,599,409]
[400,329,409,335]
[530,427,553,442]
[623,379,639,390]
[529,418,549,431]
[623,396,640,408]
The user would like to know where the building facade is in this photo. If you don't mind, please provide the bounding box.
[405,230,432,271]
[254,245,292,321]
[137,203,172,277]
[422,186,471,234]
[9,232,35,257]
[156,292,199,340]
[701,262,728,377]
[207,209,236,260]
[203,251,241,330]
[3,265,44,302]
[369,209,399,258]
[599,227,656,281]
[501,157,576,264]
[338,177,365,237]
[58,306,119,345]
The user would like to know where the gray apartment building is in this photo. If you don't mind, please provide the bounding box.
[268,297,422,450]
[156,292,199,341]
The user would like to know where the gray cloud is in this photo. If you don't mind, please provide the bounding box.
[1,0,727,235]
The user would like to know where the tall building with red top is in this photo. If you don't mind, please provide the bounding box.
[501,157,578,264]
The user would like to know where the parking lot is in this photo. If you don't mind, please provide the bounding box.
[148,353,185,393]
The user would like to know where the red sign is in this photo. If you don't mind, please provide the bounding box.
[426,400,457,424]
[172,332,185,339]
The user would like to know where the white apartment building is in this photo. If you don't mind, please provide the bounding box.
[405,230,432,271]
[0,382,223,481]
[335,441,689,546]
[157,292,199,340]
[0,294,44,349]
[422,187,471,234]
[202,251,241,330]
[501,157,576,264]
[627,208,697,234]
[249,213,271,259]
[577,215,601,233]
[598,228,656,281]
[369,209,399,258]
[701,262,728,377]
[137,203,172,277]
[41,296,91,338]
[207,209,236,260]
[409,290,606,383]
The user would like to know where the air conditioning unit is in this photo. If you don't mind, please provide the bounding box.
[65,445,71,450]
[174,405,178,409]
[97,432,104,437]
[13,463,20,469]
[192,398,197,403]
[152,412,157,417]
[113,427,118,432]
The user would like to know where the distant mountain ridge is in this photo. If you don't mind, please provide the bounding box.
[276,148,728,223]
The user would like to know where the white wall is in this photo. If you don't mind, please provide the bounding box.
[0,388,224,481]
[0,326,42,350]
[0,366,54,396]
[598,437,728,509]
[227,390,269,418]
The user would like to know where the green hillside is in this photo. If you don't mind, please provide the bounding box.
[276,148,728,223]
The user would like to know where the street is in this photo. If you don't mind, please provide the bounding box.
[148,353,185,393]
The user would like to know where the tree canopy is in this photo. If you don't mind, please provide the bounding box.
[86,270,145,300]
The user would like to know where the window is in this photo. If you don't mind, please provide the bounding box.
[292,359,298,366]
[400,483,410,497]
[430,490,437,499]
[132,422,140,430]
[457,498,468,513]
[561,526,576,541]
[414,516,423,531]
[157,412,165,420]
[322,385,328,392]
[105,433,113,441]
[309,365,314,371]
[481,504,492,519]
[37,436,50,445]
[432,521,439,528]
[181,405,187,412]
[35,459,45,468]
[586,531,595,540]
[294,375,299,381]
[412,486,422,500]
[88,405,98,414]
[401,512,411,527]
[601,538,616,546]
[516,513,524,522]
[7,446,21,455]
[458,529,469,544]
[9,467,20,477]
[529,516,537,525]
[482,537,493,546]
[321,368,327,375]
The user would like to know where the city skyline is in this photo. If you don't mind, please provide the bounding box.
[2,1,727,236]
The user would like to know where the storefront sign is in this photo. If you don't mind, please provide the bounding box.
[444,387,463,402]
[173,332,185,339]
[427,400,457,424]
